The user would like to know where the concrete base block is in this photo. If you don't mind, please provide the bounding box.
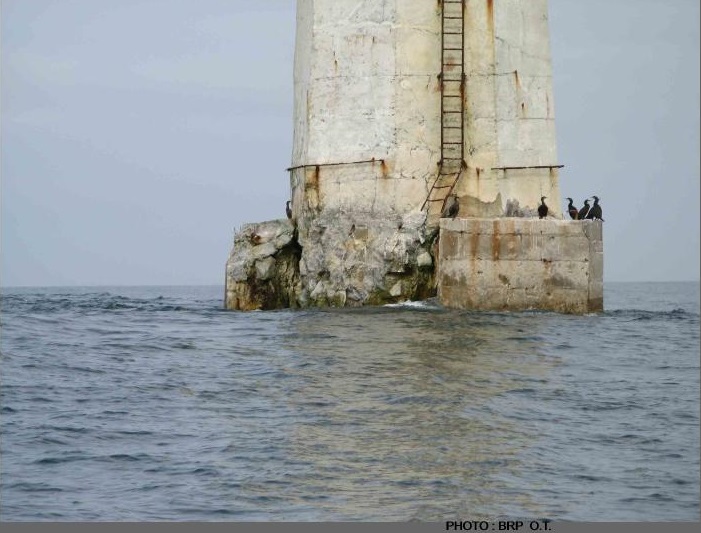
[438,218,604,314]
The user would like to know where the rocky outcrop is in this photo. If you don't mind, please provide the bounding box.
[295,209,437,308]
[224,220,301,311]
[224,211,438,310]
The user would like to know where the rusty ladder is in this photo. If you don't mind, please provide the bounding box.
[422,0,466,219]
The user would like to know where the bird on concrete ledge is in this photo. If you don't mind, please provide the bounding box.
[565,197,578,219]
[285,200,292,220]
[442,195,459,219]
[586,195,604,221]
[538,196,549,219]
[578,199,591,220]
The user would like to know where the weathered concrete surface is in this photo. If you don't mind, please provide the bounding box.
[438,218,603,314]
[224,220,301,311]
[225,0,578,311]
[292,0,441,200]
[455,0,562,218]
[286,0,444,306]
[292,0,561,221]
[284,0,563,308]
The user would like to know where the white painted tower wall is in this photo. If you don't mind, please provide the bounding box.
[291,0,561,219]
[291,0,440,219]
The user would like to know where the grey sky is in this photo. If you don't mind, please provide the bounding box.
[1,0,699,286]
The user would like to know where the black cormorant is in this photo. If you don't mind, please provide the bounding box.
[566,197,578,220]
[442,195,459,219]
[586,195,604,221]
[538,196,548,219]
[285,200,292,219]
[578,199,591,220]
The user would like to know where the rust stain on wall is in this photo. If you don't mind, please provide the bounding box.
[515,71,527,117]
[491,219,501,260]
[380,159,389,178]
[470,230,479,260]
[306,165,320,191]
[487,0,494,33]
[476,170,482,202]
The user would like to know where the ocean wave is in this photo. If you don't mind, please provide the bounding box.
[1,293,211,314]
[383,299,442,310]
[2,284,698,521]
[606,308,699,321]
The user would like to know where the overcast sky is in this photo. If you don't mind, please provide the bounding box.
[2,0,699,286]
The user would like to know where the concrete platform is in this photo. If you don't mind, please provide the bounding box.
[437,218,603,314]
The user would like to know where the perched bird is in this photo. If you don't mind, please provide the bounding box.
[566,197,578,220]
[442,195,459,219]
[586,195,604,221]
[285,200,292,219]
[578,199,591,220]
[538,196,548,219]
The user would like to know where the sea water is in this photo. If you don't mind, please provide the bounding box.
[1,283,698,521]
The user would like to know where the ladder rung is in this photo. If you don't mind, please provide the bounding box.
[441,4,465,186]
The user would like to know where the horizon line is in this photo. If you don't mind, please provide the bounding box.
[1,280,700,290]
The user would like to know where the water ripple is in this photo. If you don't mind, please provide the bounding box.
[1,284,698,521]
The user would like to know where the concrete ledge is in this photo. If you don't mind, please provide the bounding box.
[438,218,604,314]
[440,217,589,236]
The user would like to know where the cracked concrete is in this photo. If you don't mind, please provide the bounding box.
[438,218,604,313]
[224,0,585,311]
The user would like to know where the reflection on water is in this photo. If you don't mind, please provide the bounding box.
[2,285,698,521]
[241,307,560,520]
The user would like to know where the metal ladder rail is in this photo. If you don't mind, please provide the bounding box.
[421,166,465,213]
[421,0,466,212]
[440,0,465,175]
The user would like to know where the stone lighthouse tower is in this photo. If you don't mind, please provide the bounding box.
[225,0,603,312]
